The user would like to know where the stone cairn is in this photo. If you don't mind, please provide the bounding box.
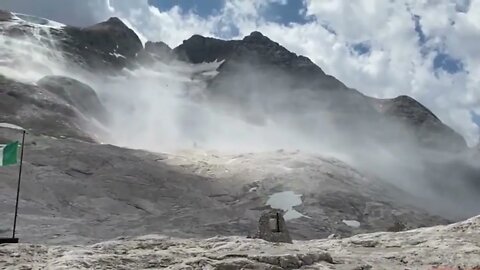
[254,209,292,243]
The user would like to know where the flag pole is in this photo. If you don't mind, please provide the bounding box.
[12,129,25,240]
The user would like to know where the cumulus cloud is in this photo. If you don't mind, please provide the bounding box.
[1,0,478,145]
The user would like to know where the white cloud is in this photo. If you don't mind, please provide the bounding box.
[93,0,480,145]
[1,0,479,145]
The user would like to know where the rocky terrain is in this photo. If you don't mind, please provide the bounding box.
[1,215,479,269]
[0,127,450,245]
[0,8,479,269]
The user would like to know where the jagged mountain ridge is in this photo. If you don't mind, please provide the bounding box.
[173,31,467,152]
[174,31,348,91]
[57,17,143,72]
[0,9,466,151]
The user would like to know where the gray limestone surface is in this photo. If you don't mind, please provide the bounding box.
[0,215,479,269]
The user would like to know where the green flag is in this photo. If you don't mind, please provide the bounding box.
[0,141,19,166]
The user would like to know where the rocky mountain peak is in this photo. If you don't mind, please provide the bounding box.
[137,41,175,64]
[85,17,128,31]
[174,31,329,81]
[144,41,172,54]
[57,17,143,71]
[373,95,467,151]
[173,30,468,151]
[242,31,273,44]
[106,17,124,25]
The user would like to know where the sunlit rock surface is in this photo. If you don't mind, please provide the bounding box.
[0,130,449,245]
[1,215,478,269]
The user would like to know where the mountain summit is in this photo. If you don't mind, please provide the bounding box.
[173,30,466,152]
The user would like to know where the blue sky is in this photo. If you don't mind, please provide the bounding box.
[149,0,311,25]
[148,0,225,17]
[150,0,465,76]
[473,112,480,127]
[148,0,476,132]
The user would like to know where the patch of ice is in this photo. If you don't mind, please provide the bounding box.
[0,123,25,131]
[342,219,361,228]
[266,191,308,220]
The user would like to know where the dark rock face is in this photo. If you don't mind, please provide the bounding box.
[53,17,143,72]
[175,34,235,63]
[136,41,175,64]
[37,76,108,123]
[255,209,292,243]
[174,32,373,118]
[373,96,467,151]
[175,31,346,91]
[175,32,467,152]
[0,15,143,72]
[145,41,173,57]
[0,10,13,22]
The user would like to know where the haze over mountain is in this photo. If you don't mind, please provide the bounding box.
[2,0,479,145]
[0,8,479,269]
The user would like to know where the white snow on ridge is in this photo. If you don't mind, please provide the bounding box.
[109,52,126,59]
[11,13,65,29]
[0,122,25,131]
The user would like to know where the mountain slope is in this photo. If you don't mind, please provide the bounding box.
[0,127,448,244]
[373,95,467,151]
[58,17,143,71]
